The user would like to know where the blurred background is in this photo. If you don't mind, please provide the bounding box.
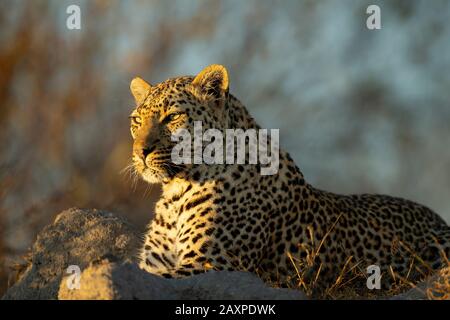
[0,0,449,295]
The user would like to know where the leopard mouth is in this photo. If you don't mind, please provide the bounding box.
[135,156,186,184]
[141,167,166,184]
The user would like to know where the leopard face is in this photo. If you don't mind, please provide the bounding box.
[129,65,230,184]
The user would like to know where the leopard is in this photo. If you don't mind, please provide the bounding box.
[129,64,449,296]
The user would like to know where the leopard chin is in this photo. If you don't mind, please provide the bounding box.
[140,164,184,184]
[141,168,163,184]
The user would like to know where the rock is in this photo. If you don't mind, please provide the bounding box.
[58,259,178,300]
[2,207,306,300]
[2,208,141,300]
[175,270,306,300]
[58,259,306,300]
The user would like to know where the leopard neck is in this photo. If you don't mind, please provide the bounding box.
[225,94,260,130]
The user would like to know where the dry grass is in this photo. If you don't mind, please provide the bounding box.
[426,267,450,300]
[265,219,450,300]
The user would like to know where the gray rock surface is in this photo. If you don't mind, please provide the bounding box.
[2,207,306,300]
[58,259,306,300]
[2,208,141,300]
[58,259,177,300]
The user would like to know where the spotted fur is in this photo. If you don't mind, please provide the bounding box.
[129,65,449,293]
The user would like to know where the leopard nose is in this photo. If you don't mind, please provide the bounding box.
[142,146,153,158]
[134,138,160,160]
[140,140,159,159]
[142,145,156,159]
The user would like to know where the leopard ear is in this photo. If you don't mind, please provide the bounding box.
[130,77,152,105]
[192,64,229,106]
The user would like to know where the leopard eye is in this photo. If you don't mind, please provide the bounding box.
[164,113,182,123]
[129,115,142,126]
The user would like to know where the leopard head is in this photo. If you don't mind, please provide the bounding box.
[129,64,229,183]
